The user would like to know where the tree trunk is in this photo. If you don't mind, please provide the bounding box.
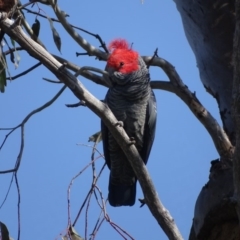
[173,1,238,239]
[173,0,234,141]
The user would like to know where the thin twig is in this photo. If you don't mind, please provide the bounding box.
[72,190,91,227]
[14,173,21,240]
[74,66,111,87]
[52,55,109,87]
[65,101,86,108]
[4,47,108,87]
[0,174,14,208]
[0,128,16,151]
[94,184,135,240]
[67,156,101,227]
[42,78,62,83]
[6,62,42,80]
[4,46,23,56]
[0,85,66,174]
[22,7,108,53]
[89,211,104,240]
[111,221,135,240]
[85,187,93,240]
[146,48,158,68]
[70,144,106,235]
[83,138,103,240]
[76,52,90,56]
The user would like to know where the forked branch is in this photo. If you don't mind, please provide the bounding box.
[144,56,234,162]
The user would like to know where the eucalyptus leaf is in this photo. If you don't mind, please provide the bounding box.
[46,16,61,53]
[32,19,40,38]
[70,226,84,240]
[88,131,102,143]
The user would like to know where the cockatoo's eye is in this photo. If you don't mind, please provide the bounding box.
[119,62,124,68]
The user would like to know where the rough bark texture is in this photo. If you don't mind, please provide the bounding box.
[173,0,238,239]
[232,0,240,233]
[189,160,238,240]
[174,0,235,141]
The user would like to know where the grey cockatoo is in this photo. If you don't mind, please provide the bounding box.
[101,39,157,207]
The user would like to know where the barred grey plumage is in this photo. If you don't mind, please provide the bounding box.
[101,40,157,207]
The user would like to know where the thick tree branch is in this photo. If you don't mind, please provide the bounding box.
[0,17,183,240]
[144,57,234,162]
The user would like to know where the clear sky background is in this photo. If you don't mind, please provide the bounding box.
[0,1,221,239]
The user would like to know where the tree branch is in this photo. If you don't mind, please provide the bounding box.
[3,47,109,87]
[22,7,109,53]
[48,0,107,60]
[52,55,109,87]
[7,62,42,80]
[0,17,183,240]
[144,57,234,162]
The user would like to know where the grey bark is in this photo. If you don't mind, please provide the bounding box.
[174,0,234,141]
[232,0,240,234]
[173,0,238,239]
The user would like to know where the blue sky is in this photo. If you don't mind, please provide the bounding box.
[0,1,221,239]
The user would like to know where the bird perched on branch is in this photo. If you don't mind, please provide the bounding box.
[101,39,157,207]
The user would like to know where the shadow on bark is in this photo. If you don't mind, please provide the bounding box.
[189,160,239,240]
[173,0,239,239]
